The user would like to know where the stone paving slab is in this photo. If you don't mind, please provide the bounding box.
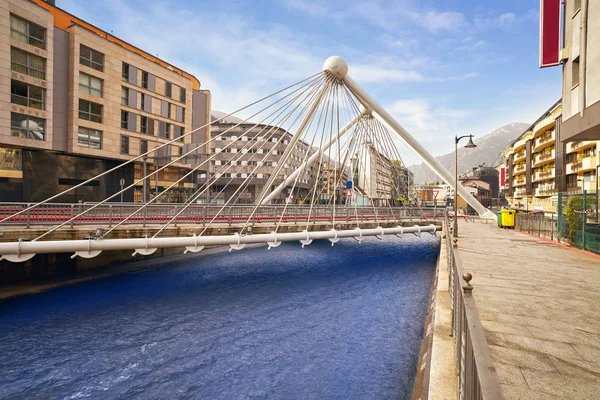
[455,220,600,400]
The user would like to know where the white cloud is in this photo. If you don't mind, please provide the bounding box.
[280,0,329,16]
[410,10,466,33]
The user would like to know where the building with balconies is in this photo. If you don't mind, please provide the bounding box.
[504,98,600,213]
[205,112,318,204]
[0,0,211,203]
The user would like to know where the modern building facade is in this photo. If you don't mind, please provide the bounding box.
[503,100,599,213]
[0,0,211,203]
[205,112,318,204]
[559,0,600,142]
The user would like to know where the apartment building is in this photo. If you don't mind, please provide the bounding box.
[504,100,598,213]
[205,112,318,204]
[0,0,211,203]
[319,160,348,204]
[560,0,600,142]
[352,142,396,207]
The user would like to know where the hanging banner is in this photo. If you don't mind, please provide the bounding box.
[539,0,561,68]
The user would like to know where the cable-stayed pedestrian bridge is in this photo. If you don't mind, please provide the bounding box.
[0,56,493,263]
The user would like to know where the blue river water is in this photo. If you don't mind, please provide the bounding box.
[0,235,439,399]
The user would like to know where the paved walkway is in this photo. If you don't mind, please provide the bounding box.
[456,220,600,399]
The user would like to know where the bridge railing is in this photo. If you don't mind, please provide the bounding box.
[445,215,503,400]
[0,202,441,228]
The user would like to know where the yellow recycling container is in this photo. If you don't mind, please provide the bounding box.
[500,209,516,228]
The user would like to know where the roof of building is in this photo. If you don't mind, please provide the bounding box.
[210,110,244,124]
[28,0,201,90]
[509,98,562,147]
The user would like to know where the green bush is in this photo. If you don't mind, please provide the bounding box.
[565,195,596,242]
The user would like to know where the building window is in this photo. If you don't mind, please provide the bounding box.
[10,14,46,49]
[168,103,172,119]
[572,57,580,87]
[11,80,45,110]
[165,123,171,139]
[79,99,102,123]
[121,87,129,105]
[178,146,183,156]
[141,71,148,89]
[121,135,130,154]
[165,81,172,98]
[122,62,129,82]
[79,73,103,97]
[79,45,104,72]
[121,110,129,129]
[180,88,186,103]
[141,116,148,133]
[11,47,45,80]
[141,139,148,154]
[10,113,45,140]
[78,127,102,149]
[141,93,146,110]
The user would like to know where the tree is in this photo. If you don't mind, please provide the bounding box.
[565,195,596,243]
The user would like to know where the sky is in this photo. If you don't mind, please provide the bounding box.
[57,0,562,165]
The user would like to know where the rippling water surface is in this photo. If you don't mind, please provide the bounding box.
[0,236,439,399]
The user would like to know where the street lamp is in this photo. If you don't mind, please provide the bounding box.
[454,134,477,237]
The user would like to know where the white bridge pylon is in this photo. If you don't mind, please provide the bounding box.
[0,55,494,263]
[266,56,494,219]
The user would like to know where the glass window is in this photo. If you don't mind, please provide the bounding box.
[79,73,103,97]
[78,99,102,123]
[140,139,148,154]
[141,94,145,110]
[11,80,45,110]
[121,110,129,129]
[122,62,129,82]
[121,135,129,154]
[180,88,186,103]
[10,113,45,140]
[121,87,129,105]
[165,81,172,97]
[11,47,45,80]
[141,71,148,89]
[165,123,171,139]
[141,116,148,133]
[10,14,46,49]
[79,45,104,72]
[78,127,102,149]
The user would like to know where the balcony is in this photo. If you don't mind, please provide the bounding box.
[533,149,555,167]
[534,168,555,182]
[513,151,526,163]
[514,189,526,198]
[514,163,526,173]
[534,182,556,197]
[533,131,555,152]
[566,140,596,154]
[566,155,596,174]
[514,178,526,187]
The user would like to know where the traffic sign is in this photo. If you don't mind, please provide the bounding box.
[433,190,439,199]
[119,178,125,187]
[346,189,353,197]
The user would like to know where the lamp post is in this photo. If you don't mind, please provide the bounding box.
[577,178,586,249]
[454,134,477,237]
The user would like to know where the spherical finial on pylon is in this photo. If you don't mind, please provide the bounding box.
[323,56,348,79]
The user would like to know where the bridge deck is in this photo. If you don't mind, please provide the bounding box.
[456,220,600,399]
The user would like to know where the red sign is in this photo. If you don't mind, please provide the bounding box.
[539,0,561,68]
[500,167,506,187]
[433,190,439,199]
[346,189,353,197]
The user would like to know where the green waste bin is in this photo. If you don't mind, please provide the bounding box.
[497,211,503,227]
[500,210,516,228]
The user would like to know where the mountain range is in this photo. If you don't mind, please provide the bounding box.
[408,122,530,184]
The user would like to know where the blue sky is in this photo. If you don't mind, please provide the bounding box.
[58,0,562,164]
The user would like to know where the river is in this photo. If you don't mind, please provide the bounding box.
[0,235,439,399]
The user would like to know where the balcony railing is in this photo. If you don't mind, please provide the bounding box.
[514,164,526,172]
